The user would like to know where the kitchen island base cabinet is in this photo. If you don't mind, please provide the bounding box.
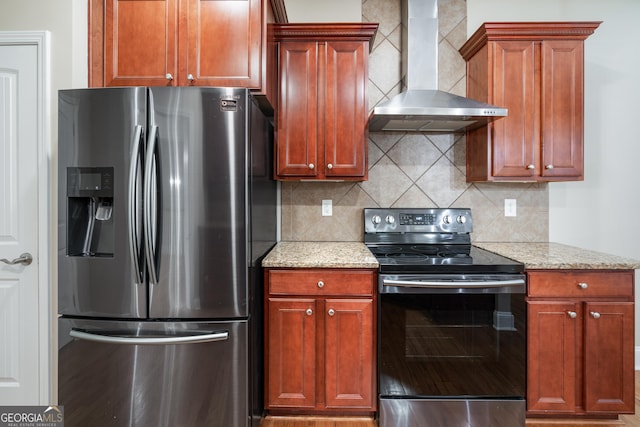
[527,270,634,418]
[265,269,376,414]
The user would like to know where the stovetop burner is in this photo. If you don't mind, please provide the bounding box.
[364,208,524,275]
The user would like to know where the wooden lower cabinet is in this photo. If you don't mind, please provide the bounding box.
[265,269,376,414]
[527,270,635,418]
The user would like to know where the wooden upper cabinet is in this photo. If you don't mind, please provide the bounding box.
[273,23,378,181]
[182,0,261,87]
[90,0,286,101]
[460,22,600,182]
[104,0,179,87]
[324,41,369,178]
[276,41,319,177]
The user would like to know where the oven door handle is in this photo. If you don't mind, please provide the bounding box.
[383,278,526,288]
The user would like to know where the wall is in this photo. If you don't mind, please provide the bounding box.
[0,0,88,139]
[281,0,548,242]
[468,0,640,365]
[285,0,361,22]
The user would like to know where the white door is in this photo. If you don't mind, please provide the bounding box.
[0,35,47,404]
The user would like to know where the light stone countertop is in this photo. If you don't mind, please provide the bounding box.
[474,242,640,270]
[262,241,379,269]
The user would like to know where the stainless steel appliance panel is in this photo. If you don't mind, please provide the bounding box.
[147,87,249,319]
[58,317,248,427]
[380,399,525,427]
[58,87,148,318]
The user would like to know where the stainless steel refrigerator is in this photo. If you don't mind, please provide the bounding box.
[57,87,276,427]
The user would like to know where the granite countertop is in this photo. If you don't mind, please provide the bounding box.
[474,242,640,270]
[262,241,379,269]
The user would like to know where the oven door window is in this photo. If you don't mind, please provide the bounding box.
[379,292,526,398]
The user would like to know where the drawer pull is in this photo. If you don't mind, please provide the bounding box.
[577,282,589,289]
[567,311,577,319]
[306,308,313,316]
[317,281,325,288]
[327,308,335,316]
[590,311,601,319]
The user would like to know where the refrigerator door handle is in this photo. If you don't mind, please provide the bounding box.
[128,125,144,285]
[143,125,159,285]
[69,329,229,345]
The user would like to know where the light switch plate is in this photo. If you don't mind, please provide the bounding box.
[322,199,332,216]
[505,199,517,217]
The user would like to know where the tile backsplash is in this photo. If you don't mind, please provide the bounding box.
[280,0,549,243]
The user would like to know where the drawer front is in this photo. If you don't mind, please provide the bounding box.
[528,270,634,298]
[268,269,375,296]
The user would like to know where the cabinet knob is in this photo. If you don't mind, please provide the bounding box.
[165,73,174,81]
[317,281,324,288]
[187,73,195,82]
[590,311,601,319]
[328,308,335,316]
[306,308,313,316]
[308,163,315,170]
[327,163,333,170]
[526,164,535,170]
[545,164,554,170]
[567,311,577,319]
[578,282,589,289]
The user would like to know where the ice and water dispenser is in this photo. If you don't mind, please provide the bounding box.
[66,167,114,257]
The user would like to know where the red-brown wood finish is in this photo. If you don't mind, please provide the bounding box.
[273,23,377,181]
[526,270,635,418]
[583,301,634,414]
[527,300,579,413]
[460,22,600,182]
[267,298,317,409]
[324,299,374,409]
[90,0,287,98]
[104,0,179,87]
[265,268,377,415]
[182,0,261,87]
[276,41,319,177]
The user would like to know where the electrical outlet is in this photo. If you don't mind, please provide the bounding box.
[504,199,517,217]
[322,199,332,216]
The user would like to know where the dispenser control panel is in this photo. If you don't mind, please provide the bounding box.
[67,167,114,197]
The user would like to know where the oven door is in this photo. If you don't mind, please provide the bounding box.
[378,274,526,427]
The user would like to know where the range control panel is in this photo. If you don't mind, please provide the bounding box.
[364,208,473,234]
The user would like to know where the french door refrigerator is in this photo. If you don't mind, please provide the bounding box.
[57,87,276,427]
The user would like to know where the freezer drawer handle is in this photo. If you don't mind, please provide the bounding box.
[69,329,229,345]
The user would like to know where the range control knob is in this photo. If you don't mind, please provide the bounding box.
[371,215,382,225]
[442,215,452,225]
[457,215,467,224]
[385,215,395,224]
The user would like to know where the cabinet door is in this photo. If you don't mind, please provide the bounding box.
[583,301,634,413]
[324,299,375,409]
[491,40,537,178]
[540,40,584,179]
[276,42,319,177]
[323,41,368,178]
[527,301,578,413]
[104,0,178,86]
[267,298,317,409]
[183,0,261,87]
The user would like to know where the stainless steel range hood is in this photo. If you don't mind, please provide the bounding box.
[368,0,507,133]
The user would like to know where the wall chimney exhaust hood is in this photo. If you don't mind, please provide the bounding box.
[368,0,507,133]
